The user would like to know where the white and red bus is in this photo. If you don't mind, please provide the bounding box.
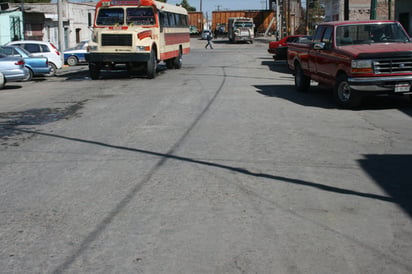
[87,0,190,79]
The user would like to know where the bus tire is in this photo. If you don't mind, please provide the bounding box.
[173,49,182,69]
[147,49,157,79]
[166,59,174,69]
[89,63,100,80]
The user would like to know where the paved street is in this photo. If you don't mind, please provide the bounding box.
[0,37,411,273]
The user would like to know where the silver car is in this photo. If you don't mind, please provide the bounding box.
[0,53,30,89]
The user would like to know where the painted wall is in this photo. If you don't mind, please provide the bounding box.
[0,10,23,45]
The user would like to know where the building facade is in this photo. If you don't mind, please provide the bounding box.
[9,0,96,50]
[324,0,395,22]
[396,0,412,36]
[0,4,23,44]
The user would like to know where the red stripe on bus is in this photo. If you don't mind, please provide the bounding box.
[160,47,190,60]
[164,33,190,45]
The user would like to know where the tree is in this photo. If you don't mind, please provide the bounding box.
[179,0,196,11]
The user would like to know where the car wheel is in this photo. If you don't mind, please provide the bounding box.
[67,56,78,66]
[173,49,182,69]
[23,68,33,81]
[294,63,310,92]
[46,63,57,77]
[0,72,5,89]
[89,63,100,80]
[146,49,157,79]
[334,74,362,108]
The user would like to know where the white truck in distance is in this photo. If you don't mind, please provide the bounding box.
[227,17,254,43]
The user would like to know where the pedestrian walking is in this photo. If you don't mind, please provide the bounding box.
[205,32,214,49]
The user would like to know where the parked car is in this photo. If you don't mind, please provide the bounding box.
[0,53,30,89]
[63,40,89,66]
[268,35,311,60]
[6,40,63,76]
[201,30,212,40]
[0,46,51,81]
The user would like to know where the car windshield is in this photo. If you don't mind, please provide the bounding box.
[0,46,31,58]
[336,23,411,46]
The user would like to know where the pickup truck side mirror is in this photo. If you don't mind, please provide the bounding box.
[313,42,326,50]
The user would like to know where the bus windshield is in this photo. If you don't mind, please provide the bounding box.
[96,8,124,25]
[126,7,155,25]
[96,7,155,26]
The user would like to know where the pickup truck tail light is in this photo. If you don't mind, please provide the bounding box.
[351,60,373,74]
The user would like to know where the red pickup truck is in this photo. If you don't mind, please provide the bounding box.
[287,20,412,108]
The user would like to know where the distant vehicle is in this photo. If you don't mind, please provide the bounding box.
[0,46,51,81]
[189,25,199,35]
[268,35,311,60]
[227,17,254,43]
[64,40,89,66]
[201,30,212,40]
[0,53,29,89]
[6,40,63,76]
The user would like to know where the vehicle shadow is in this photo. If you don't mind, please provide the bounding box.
[255,84,336,108]
[261,60,291,74]
[358,154,412,217]
[255,84,412,111]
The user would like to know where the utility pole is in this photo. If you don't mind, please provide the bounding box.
[370,0,377,20]
[57,0,64,51]
[200,0,202,12]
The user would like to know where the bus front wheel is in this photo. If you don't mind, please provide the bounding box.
[89,63,100,80]
[147,49,157,79]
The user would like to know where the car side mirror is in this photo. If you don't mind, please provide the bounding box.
[313,42,326,50]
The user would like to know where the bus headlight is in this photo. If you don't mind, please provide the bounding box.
[88,46,98,52]
[351,60,373,73]
[136,46,150,51]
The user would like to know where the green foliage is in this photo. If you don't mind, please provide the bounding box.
[179,0,196,11]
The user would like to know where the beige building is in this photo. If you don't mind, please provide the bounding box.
[324,0,395,22]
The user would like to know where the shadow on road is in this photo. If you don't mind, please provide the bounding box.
[358,154,412,217]
[255,84,412,111]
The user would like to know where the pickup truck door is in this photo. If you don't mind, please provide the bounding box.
[311,26,336,86]
[308,26,327,80]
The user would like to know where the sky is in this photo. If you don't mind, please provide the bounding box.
[166,0,270,16]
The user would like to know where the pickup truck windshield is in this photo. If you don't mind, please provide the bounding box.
[336,23,410,46]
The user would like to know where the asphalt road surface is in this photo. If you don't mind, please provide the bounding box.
[1,37,411,273]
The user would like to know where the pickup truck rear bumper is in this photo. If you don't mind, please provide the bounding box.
[348,75,412,94]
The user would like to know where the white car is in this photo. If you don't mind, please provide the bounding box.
[6,40,63,76]
[201,30,212,40]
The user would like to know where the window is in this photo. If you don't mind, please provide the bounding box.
[126,7,154,25]
[24,43,41,53]
[96,8,124,25]
[322,27,333,45]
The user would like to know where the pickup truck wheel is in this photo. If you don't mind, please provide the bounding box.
[334,74,362,108]
[295,64,310,92]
